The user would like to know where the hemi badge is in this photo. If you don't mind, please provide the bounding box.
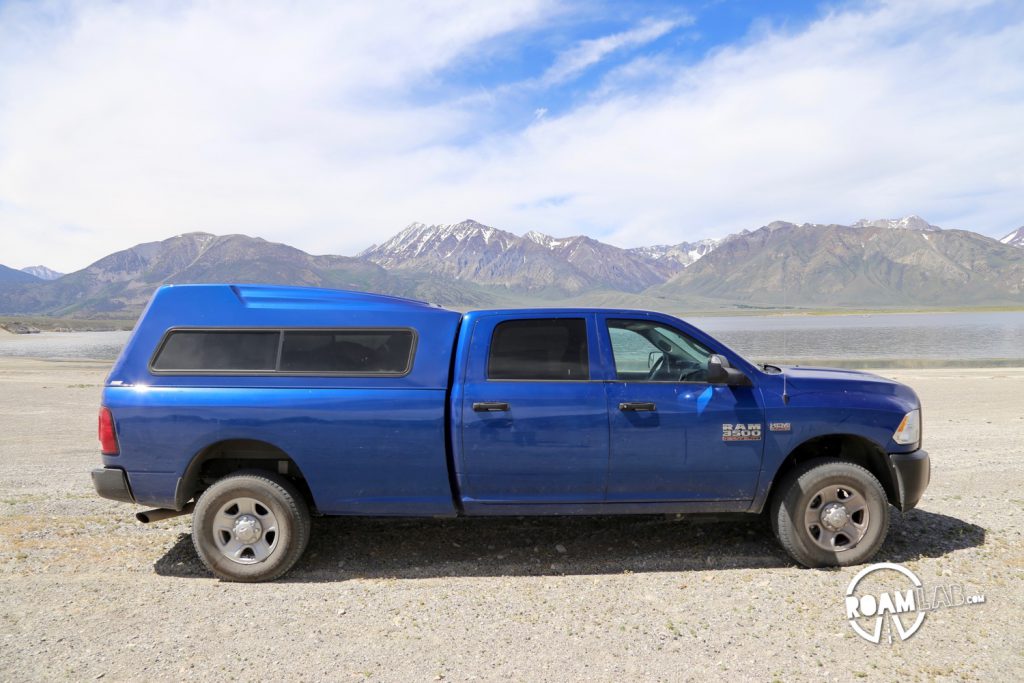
[770,422,791,432]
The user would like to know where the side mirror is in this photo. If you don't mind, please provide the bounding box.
[707,354,752,386]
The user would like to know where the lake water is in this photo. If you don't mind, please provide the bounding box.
[0,311,1021,366]
[0,330,133,362]
[687,311,1024,366]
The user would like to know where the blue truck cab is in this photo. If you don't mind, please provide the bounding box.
[92,284,930,581]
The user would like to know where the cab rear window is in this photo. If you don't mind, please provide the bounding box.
[150,328,415,375]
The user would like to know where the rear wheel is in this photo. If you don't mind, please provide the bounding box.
[192,471,311,582]
[770,459,889,568]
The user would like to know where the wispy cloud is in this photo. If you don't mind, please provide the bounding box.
[540,16,688,86]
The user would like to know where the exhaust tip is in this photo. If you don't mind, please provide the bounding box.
[134,502,194,524]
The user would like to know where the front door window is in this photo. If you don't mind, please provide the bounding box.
[607,318,711,383]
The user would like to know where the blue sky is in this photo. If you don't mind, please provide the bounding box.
[430,1,823,129]
[1,0,1022,272]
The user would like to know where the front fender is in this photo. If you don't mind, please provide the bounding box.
[749,372,920,512]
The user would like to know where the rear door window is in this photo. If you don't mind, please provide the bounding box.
[487,319,589,380]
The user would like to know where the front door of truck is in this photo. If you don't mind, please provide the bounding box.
[600,316,764,502]
[458,315,609,508]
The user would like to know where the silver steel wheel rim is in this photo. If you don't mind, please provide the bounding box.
[212,497,280,565]
[803,484,869,552]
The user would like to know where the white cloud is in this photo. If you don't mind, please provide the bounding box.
[0,0,554,270]
[0,0,1022,272]
[540,17,686,86]
[463,0,1024,247]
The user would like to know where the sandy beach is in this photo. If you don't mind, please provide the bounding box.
[0,357,1021,681]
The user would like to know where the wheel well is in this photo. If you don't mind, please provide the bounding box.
[765,434,896,509]
[176,439,316,512]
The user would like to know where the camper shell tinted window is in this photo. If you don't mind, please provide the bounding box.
[150,328,416,375]
[280,330,414,374]
[151,331,279,372]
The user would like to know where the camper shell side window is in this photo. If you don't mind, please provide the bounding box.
[149,328,417,376]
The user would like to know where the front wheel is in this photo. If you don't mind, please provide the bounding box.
[192,471,311,582]
[770,459,890,568]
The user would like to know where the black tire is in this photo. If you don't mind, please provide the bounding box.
[769,459,889,568]
[192,470,311,582]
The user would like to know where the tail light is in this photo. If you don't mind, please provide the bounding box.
[98,407,120,455]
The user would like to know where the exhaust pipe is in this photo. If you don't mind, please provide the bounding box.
[136,501,195,524]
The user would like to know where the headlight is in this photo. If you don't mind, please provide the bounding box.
[893,409,921,446]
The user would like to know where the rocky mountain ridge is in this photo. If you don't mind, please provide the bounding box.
[654,220,1024,306]
[358,219,686,294]
[2,215,1022,318]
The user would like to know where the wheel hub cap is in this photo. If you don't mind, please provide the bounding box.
[819,503,849,531]
[212,497,280,565]
[232,515,263,544]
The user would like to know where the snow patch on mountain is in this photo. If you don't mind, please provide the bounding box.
[628,238,721,267]
[1000,226,1024,247]
[359,220,522,267]
[20,265,64,280]
[852,215,941,232]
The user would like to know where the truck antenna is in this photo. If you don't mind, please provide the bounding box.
[782,256,790,405]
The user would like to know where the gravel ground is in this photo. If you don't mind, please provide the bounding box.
[0,358,1021,681]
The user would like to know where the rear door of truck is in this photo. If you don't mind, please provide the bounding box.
[455,313,609,510]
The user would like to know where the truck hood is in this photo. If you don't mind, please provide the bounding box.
[779,365,919,407]
[781,366,897,384]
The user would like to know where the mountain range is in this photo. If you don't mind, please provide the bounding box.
[357,221,696,294]
[654,220,1024,307]
[1,216,1022,319]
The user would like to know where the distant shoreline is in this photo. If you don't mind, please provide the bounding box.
[4,304,1023,332]
[2,355,1024,373]
[1,344,1019,370]
[666,304,1024,318]
[0,315,135,333]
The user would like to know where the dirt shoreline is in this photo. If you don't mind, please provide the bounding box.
[1,358,1021,681]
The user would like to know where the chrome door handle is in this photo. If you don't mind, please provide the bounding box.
[473,402,510,412]
[619,402,656,412]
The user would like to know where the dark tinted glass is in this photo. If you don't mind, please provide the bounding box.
[279,330,414,374]
[487,319,589,380]
[152,331,279,371]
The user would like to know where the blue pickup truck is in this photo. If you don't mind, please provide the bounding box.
[91,284,929,581]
